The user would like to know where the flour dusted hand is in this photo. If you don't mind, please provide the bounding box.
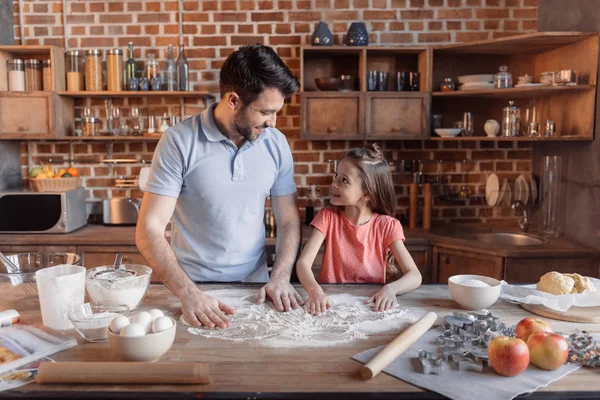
[181,288,235,329]
[366,285,398,312]
[305,289,331,316]
[257,277,304,312]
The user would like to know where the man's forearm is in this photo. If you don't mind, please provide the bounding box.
[136,228,197,297]
[270,219,301,280]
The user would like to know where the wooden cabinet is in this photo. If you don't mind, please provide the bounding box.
[0,245,77,254]
[406,245,433,284]
[504,257,600,283]
[434,247,504,283]
[300,46,430,140]
[365,93,430,139]
[301,92,364,140]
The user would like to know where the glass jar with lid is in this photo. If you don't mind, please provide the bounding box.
[145,54,160,80]
[106,48,123,91]
[42,59,52,91]
[65,50,84,91]
[82,117,98,136]
[502,100,520,137]
[494,65,513,89]
[7,59,25,91]
[25,59,43,91]
[85,49,103,91]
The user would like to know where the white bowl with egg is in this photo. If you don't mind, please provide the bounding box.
[108,314,176,362]
[448,274,501,310]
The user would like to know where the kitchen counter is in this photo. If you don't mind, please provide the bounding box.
[1,223,597,259]
[1,283,599,398]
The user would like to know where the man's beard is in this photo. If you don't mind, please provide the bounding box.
[233,108,264,142]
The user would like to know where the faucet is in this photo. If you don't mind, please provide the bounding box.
[511,200,529,232]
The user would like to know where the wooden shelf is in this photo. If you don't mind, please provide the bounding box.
[432,85,595,99]
[430,136,593,141]
[57,91,213,98]
[3,136,161,141]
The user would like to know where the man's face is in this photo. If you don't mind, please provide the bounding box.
[233,88,285,142]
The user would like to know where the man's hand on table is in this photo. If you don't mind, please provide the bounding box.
[257,276,305,312]
[181,288,235,329]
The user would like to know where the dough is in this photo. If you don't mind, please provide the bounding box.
[564,273,596,293]
[536,272,575,295]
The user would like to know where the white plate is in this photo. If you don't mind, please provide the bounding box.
[457,74,494,84]
[529,173,538,203]
[435,128,462,138]
[515,83,542,87]
[501,178,512,206]
[485,173,500,207]
[458,83,495,91]
[460,81,495,87]
[514,174,530,204]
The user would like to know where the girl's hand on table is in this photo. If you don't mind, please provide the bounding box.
[365,285,398,312]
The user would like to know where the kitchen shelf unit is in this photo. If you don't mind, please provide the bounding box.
[300,45,431,141]
[431,32,599,141]
[58,91,214,98]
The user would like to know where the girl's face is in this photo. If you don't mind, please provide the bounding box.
[330,158,368,207]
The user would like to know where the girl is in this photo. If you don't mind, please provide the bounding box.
[296,144,422,314]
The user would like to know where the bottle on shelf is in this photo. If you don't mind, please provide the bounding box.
[176,42,189,91]
[125,42,136,91]
[164,44,177,91]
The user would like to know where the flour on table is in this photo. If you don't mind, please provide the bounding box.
[181,289,425,348]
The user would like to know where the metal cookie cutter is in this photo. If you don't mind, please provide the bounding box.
[417,349,443,375]
[449,353,483,373]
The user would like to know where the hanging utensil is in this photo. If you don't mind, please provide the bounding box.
[92,253,137,282]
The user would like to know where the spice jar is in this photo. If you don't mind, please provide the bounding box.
[85,49,103,91]
[82,117,98,136]
[106,48,123,92]
[42,59,52,91]
[7,59,25,91]
[25,59,42,91]
[144,54,160,81]
[65,50,84,91]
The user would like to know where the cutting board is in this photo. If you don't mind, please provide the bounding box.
[521,303,600,323]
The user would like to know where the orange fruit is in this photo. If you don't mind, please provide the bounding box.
[66,167,79,177]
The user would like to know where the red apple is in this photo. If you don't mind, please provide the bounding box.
[515,317,553,342]
[527,331,569,371]
[488,336,530,377]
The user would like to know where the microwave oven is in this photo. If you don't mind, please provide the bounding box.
[0,187,87,233]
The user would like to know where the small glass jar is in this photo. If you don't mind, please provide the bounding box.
[144,54,160,81]
[25,59,43,91]
[85,49,103,91]
[440,77,455,92]
[82,116,98,136]
[106,49,123,91]
[65,50,84,91]
[502,100,520,137]
[42,59,52,91]
[7,59,25,91]
[494,65,513,89]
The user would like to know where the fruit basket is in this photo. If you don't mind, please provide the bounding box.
[30,177,82,192]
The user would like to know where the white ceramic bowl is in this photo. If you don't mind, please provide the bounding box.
[435,128,462,138]
[108,316,176,362]
[448,274,501,310]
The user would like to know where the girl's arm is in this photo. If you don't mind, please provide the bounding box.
[366,240,422,311]
[296,228,328,314]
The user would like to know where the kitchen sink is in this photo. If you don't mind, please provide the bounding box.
[474,232,548,247]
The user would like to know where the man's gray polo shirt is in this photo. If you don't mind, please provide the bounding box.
[145,103,296,282]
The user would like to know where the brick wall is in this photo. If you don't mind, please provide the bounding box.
[14,0,538,224]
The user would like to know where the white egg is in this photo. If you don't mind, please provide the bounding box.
[148,309,164,321]
[120,323,146,337]
[109,315,130,334]
[152,316,174,334]
[132,311,153,333]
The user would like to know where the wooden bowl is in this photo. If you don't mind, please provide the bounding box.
[315,77,341,91]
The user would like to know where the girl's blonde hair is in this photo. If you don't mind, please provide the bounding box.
[343,143,396,217]
[344,144,402,283]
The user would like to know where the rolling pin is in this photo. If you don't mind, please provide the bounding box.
[360,311,437,380]
[36,362,210,384]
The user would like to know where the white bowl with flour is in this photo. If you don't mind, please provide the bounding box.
[448,274,501,310]
[86,264,152,310]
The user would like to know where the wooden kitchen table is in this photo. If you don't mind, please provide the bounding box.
[1,284,599,399]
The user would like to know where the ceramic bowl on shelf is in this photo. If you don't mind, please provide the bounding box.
[315,77,341,91]
[448,274,501,310]
[435,128,462,138]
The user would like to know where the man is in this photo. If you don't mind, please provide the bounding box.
[136,44,303,329]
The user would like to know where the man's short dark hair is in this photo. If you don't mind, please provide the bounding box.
[219,44,299,105]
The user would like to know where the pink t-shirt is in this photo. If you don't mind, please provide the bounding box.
[310,207,405,284]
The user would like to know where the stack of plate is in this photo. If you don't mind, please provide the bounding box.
[457,74,494,91]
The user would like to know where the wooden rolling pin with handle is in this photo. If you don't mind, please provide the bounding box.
[36,362,210,384]
[360,311,438,380]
